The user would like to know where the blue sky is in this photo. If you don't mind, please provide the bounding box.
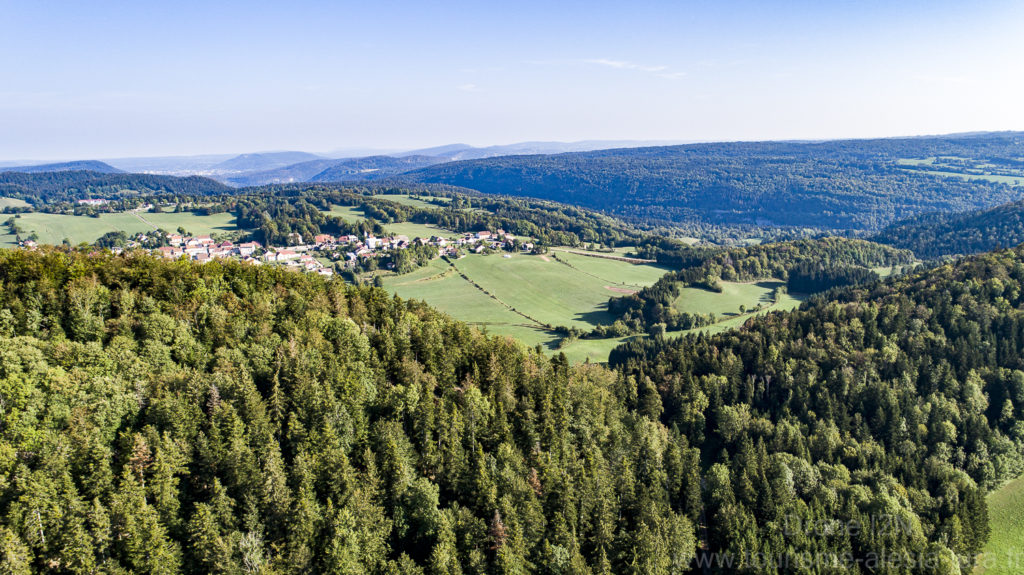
[2,0,1023,160]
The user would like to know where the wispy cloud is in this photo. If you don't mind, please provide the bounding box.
[584,59,684,79]
[457,83,481,92]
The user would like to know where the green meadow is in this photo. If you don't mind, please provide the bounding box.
[329,202,460,239]
[675,280,784,318]
[452,253,636,330]
[0,197,30,209]
[550,250,670,286]
[381,258,555,349]
[382,252,671,362]
[379,251,805,364]
[375,194,451,209]
[898,157,1024,186]
[0,211,238,247]
[975,475,1024,574]
[1,198,806,364]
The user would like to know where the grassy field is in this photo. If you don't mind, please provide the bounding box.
[975,475,1024,574]
[0,211,238,247]
[328,203,460,239]
[556,334,646,364]
[695,291,804,335]
[551,251,669,287]
[375,194,451,209]
[555,289,805,363]
[906,168,1022,186]
[452,253,638,330]
[898,157,1024,186]
[327,204,368,220]
[0,197,30,209]
[381,259,556,348]
[380,252,806,364]
[675,280,784,318]
[380,252,671,362]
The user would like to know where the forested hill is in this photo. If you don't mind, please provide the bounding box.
[0,160,123,174]
[310,155,448,183]
[873,199,1024,258]
[0,245,1016,573]
[407,132,1024,230]
[609,246,1024,571]
[0,170,231,204]
[225,156,449,187]
[0,249,699,573]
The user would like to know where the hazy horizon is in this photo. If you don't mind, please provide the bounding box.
[1,131,1020,166]
[4,0,1024,160]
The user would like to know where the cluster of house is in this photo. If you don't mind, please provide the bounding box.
[151,233,275,265]
[329,229,534,264]
[451,229,534,255]
[137,228,534,276]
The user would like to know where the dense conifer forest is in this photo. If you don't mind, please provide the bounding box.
[605,237,915,334]
[0,249,698,573]
[873,199,1024,258]
[610,246,1024,572]
[0,171,230,204]
[0,243,1018,573]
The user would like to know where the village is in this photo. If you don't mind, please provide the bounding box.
[136,228,535,276]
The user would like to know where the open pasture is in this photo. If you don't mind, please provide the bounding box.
[0,197,30,209]
[381,258,555,348]
[381,252,670,362]
[975,474,1024,574]
[328,203,460,239]
[675,280,785,318]
[0,211,238,247]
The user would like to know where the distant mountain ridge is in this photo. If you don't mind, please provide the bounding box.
[404,132,1024,230]
[215,141,688,186]
[0,170,230,204]
[224,155,448,187]
[395,140,689,161]
[0,160,123,174]
[104,154,235,174]
[212,151,323,172]
[309,155,448,182]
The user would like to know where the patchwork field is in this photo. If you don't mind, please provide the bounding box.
[329,203,460,239]
[898,157,1024,186]
[975,474,1024,574]
[1,201,806,364]
[550,250,668,285]
[380,251,805,364]
[0,197,30,209]
[556,287,805,362]
[451,252,657,330]
[0,211,238,246]
[381,258,556,348]
[381,253,670,362]
[375,194,451,209]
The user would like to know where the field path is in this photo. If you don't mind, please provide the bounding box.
[132,212,159,230]
[550,252,645,289]
[443,257,552,330]
[551,248,656,264]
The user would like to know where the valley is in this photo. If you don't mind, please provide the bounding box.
[6,2,1023,572]
[1,136,1023,574]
